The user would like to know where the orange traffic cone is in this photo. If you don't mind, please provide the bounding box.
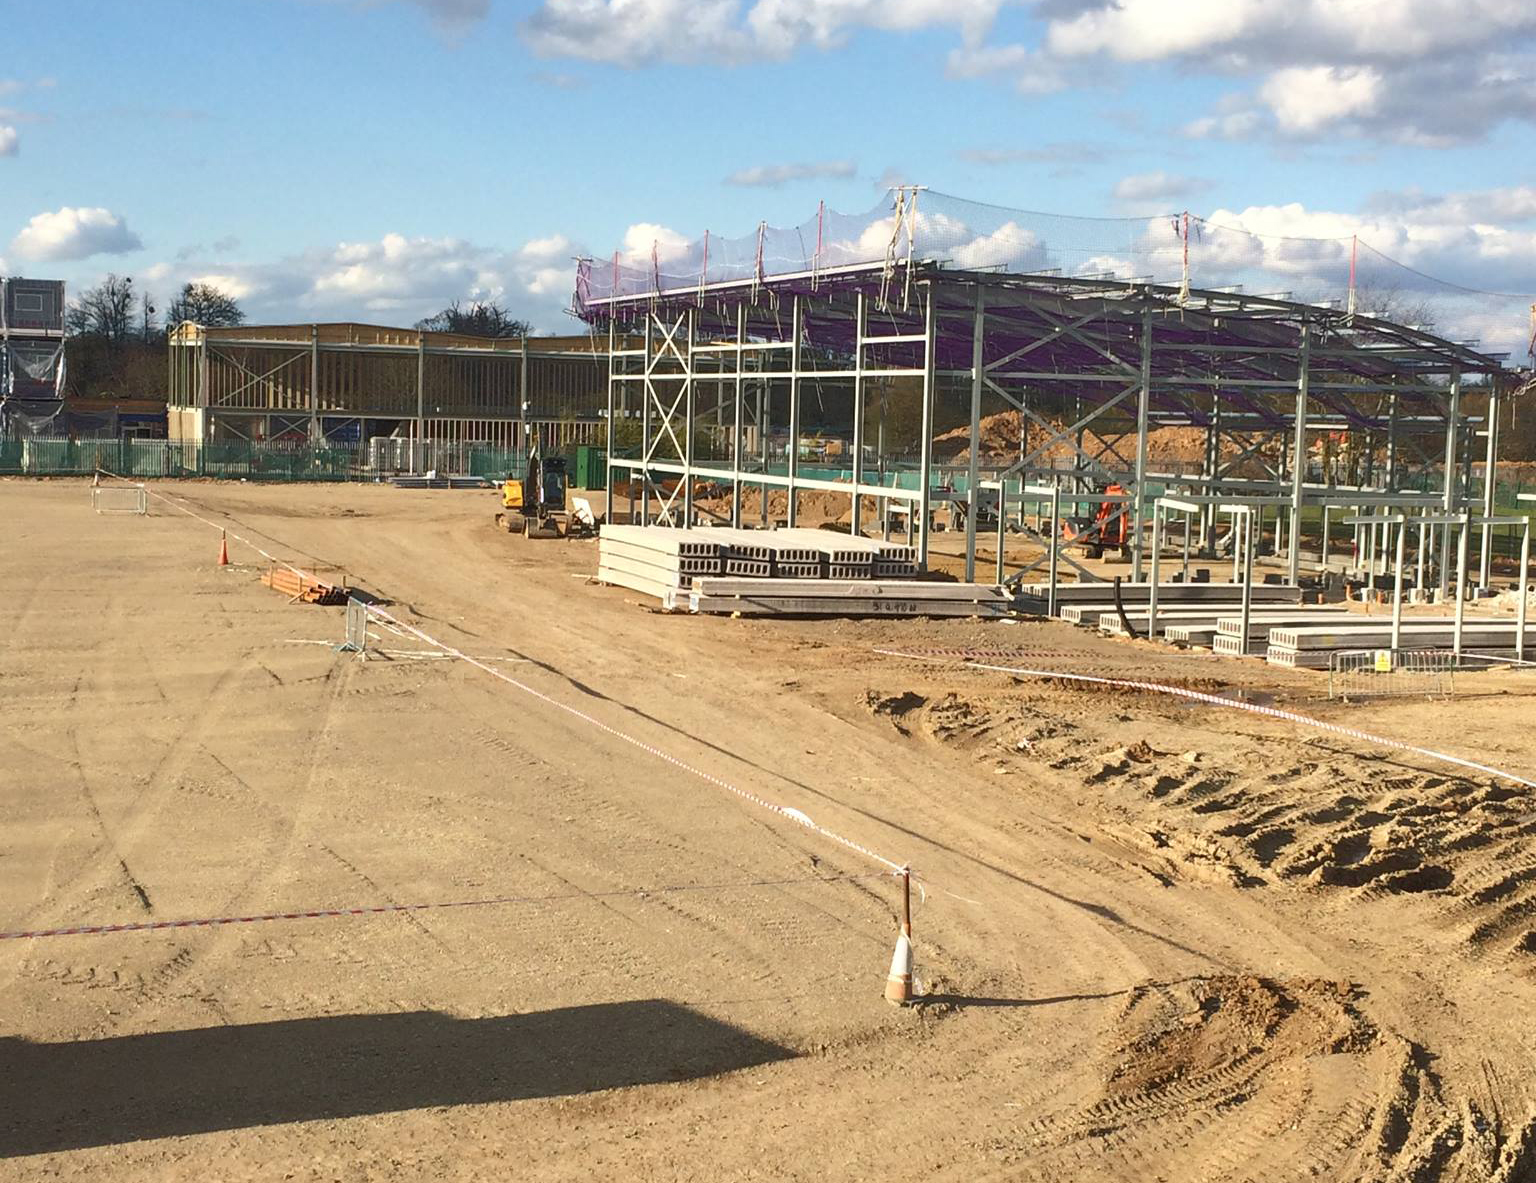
[217,530,229,566]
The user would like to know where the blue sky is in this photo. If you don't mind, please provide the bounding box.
[5,0,1536,351]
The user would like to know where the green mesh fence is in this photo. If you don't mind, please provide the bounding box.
[0,438,609,485]
[0,438,365,481]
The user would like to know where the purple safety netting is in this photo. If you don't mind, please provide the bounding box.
[575,189,1534,364]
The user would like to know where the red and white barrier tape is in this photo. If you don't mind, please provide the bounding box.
[96,473,911,877]
[879,648,1536,792]
[366,604,908,874]
[0,872,889,942]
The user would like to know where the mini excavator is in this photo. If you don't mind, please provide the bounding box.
[494,446,597,539]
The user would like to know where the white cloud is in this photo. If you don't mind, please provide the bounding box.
[1111,171,1213,204]
[955,0,1536,144]
[725,159,857,186]
[11,207,142,262]
[618,222,692,266]
[1259,65,1382,134]
[0,126,17,156]
[142,228,602,330]
[522,0,1005,65]
[1182,109,1261,140]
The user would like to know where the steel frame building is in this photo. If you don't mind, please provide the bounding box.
[167,321,609,454]
[580,261,1518,590]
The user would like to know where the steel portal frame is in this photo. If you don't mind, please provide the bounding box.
[581,262,1518,590]
[167,321,609,459]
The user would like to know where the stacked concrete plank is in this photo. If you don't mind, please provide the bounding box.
[1100,606,1349,639]
[691,578,1015,618]
[598,524,927,606]
[596,524,1001,617]
[1262,619,1536,668]
[597,525,722,606]
[1021,582,1303,615]
[700,526,918,578]
[1161,609,1352,646]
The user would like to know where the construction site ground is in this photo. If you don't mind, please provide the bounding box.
[3,477,1535,1181]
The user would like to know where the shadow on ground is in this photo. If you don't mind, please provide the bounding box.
[1,999,793,1158]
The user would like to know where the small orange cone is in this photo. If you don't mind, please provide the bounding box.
[217,530,229,566]
[884,930,914,1005]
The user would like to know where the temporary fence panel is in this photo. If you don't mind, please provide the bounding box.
[341,597,369,655]
[90,485,148,515]
[1327,648,1455,702]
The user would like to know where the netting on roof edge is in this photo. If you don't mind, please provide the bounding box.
[574,188,1536,364]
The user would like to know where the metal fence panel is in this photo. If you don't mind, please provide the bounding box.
[1328,648,1455,701]
[340,597,369,656]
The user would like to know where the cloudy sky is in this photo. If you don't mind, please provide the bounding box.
[4,0,1536,351]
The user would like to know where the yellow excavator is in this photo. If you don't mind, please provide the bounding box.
[494,448,597,539]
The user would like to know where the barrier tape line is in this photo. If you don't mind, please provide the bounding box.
[879,648,1536,792]
[0,872,891,942]
[365,604,908,875]
[97,472,911,878]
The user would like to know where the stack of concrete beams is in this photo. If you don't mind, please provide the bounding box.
[699,526,918,578]
[597,525,721,606]
[690,578,1015,618]
[389,474,490,489]
[1262,619,1536,668]
[1160,609,1353,646]
[1028,582,1304,620]
[596,524,987,616]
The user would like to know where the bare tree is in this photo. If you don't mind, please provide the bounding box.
[166,281,245,328]
[139,291,160,343]
[1353,282,1437,332]
[416,299,529,339]
[66,274,138,347]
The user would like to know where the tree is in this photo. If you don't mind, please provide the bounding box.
[66,274,138,347]
[415,299,529,339]
[166,281,245,328]
[139,291,160,344]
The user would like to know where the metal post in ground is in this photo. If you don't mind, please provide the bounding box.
[1048,484,1061,618]
[1454,514,1470,663]
[1236,508,1254,657]
[1440,369,1462,601]
[1392,516,1406,651]
[1518,517,1530,663]
[995,480,1007,586]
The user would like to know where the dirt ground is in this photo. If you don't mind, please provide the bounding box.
[3,477,1535,1182]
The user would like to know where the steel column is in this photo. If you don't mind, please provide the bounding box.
[965,288,985,582]
[917,288,937,568]
[1131,296,1153,579]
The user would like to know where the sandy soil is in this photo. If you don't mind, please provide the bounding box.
[2,477,1535,1181]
